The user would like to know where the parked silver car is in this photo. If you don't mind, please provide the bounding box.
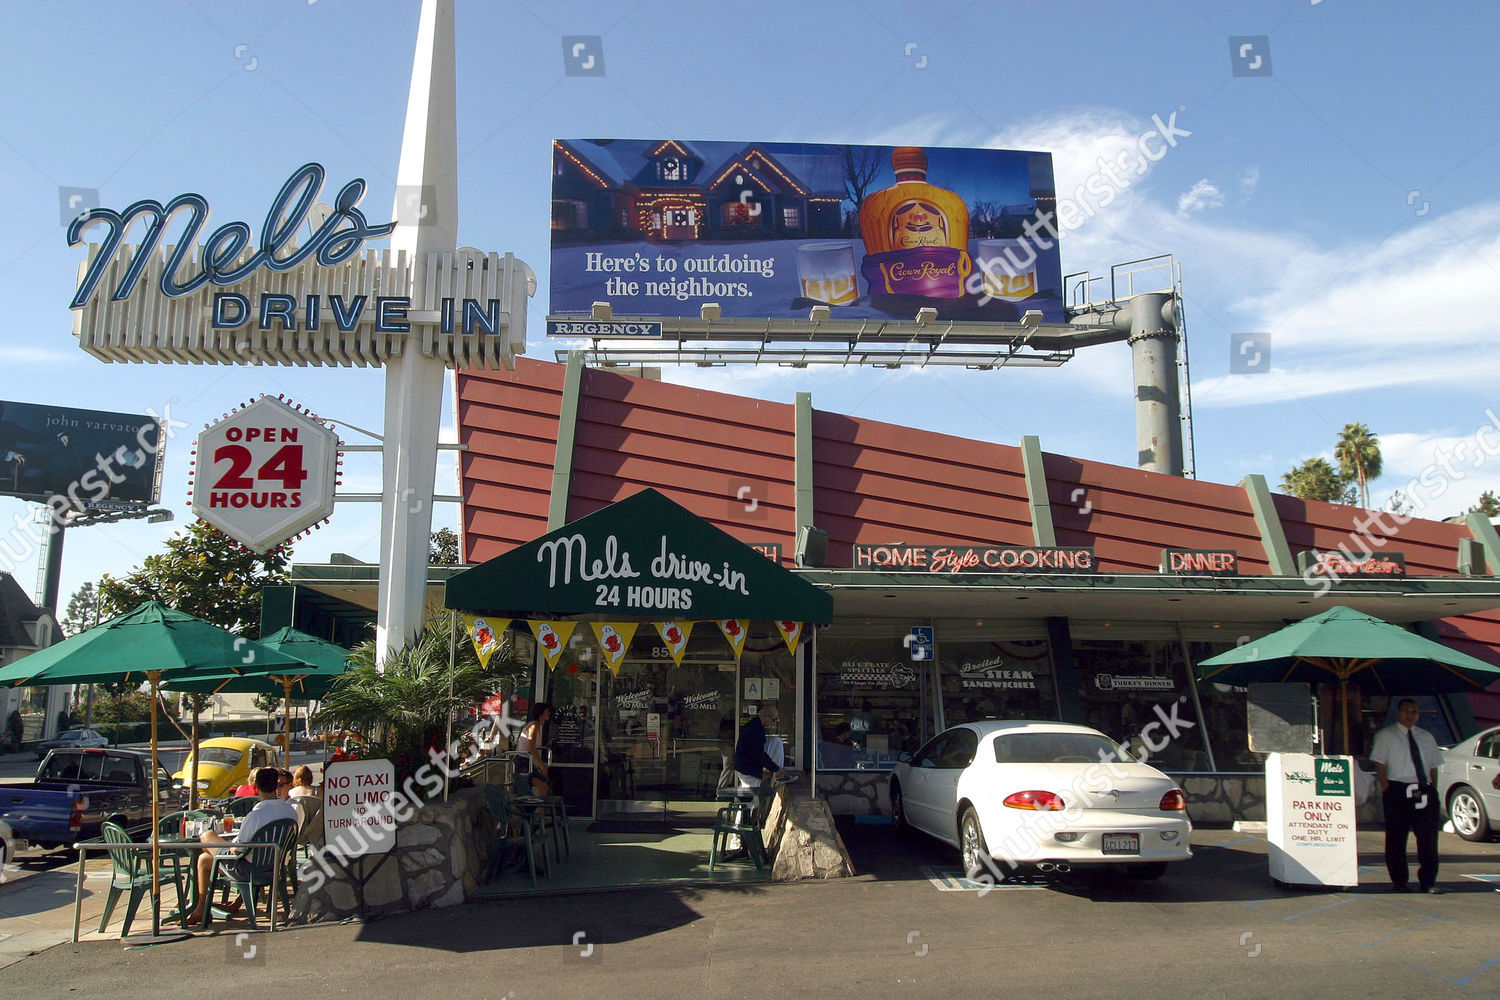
[1439,725,1500,841]
[32,728,109,760]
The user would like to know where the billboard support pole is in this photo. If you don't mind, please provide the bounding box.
[376,0,458,665]
[1127,292,1183,477]
[39,519,64,617]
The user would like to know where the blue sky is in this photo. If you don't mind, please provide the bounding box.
[2,0,1498,618]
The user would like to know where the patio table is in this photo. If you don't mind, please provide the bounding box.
[71,833,261,943]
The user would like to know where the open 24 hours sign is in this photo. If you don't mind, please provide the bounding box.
[190,395,339,552]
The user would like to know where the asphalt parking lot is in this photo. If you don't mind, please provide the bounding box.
[4,821,1499,1000]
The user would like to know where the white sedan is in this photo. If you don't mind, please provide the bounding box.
[889,720,1193,880]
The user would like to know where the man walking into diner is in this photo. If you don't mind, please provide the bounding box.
[1370,699,1444,893]
[734,704,784,790]
[185,766,299,926]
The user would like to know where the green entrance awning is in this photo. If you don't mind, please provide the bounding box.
[445,489,833,622]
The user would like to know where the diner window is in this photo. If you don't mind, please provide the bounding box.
[1187,640,1258,771]
[817,636,933,770]
[939,639,1057,727]
[1072,638,1214,772]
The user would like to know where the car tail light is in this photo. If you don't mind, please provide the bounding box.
[68,798,85,831]
[1004,790,1065,811]
[1159,789,1187,811]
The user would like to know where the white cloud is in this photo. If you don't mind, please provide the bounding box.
[1238,166,1260,199]
[1370,424,1500,520]
[1177,179,1224,215]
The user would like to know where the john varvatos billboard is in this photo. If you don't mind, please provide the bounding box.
[550,139,1064,326]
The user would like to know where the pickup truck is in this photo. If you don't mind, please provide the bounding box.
[0,747,186,851]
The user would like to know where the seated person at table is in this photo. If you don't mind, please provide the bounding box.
[185,766,299,927]
[289,765,316,798]
[232,779,257,797]
[276,768,294,800]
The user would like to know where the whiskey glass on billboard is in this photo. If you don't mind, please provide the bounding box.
[795,242,858,306]
[975,239,1039,301]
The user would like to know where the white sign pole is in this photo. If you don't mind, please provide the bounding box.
[377,0,458,665]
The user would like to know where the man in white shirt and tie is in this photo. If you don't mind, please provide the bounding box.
[1369,699,1444,893]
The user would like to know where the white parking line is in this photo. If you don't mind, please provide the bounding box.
[921,866,1051,891]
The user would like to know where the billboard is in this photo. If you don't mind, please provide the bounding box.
[550,138,1064,326]
[0,400,162,510]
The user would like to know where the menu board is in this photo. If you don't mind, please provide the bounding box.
[552,704,590,747]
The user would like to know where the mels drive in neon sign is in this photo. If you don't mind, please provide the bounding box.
[66,163,502,336]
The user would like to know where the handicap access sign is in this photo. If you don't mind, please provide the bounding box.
[905,626,935,662]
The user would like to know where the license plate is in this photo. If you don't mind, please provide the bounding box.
[1101,833,1140,855]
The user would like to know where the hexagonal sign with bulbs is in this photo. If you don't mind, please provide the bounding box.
[190,395,340,553]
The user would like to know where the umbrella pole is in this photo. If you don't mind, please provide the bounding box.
[122,671,187,946]
[283,678,294,768]
[149,672,161,938]
[190,702,201,811]
[1340,677,1351,756]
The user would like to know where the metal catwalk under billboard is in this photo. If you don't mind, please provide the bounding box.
[0,400,162,510]
[550,139,1064,325]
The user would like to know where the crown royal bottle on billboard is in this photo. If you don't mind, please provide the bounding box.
[858,147,972,299]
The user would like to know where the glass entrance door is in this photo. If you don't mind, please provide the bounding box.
[596,658,739,821]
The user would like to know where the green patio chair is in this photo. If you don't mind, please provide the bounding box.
[480,783,548,887]
[224,796,261,818]
[97,821,185,938]
[709,802,768,872]
[203,818,298,932]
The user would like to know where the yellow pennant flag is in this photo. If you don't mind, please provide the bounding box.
[529,620,578,671]
[654,621,694,666]
[590,621,639,676]
[774,620,804,657]
[463,616,511,669]
[716,619,749,661]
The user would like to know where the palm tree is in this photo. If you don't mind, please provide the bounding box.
[1334,423,1382,509]
[314,619,522,781]
[1281,457,1357,505]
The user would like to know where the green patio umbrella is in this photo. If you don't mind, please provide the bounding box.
[167,627,352,772]
[1197,605,1500,753]
[0,601,308,943]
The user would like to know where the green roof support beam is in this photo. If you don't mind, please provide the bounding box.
[1021,435,1056,547]
[1464,512,1500,576]
[1240,474,1296,576]
[795,391,814,534]
[547,350,586,530]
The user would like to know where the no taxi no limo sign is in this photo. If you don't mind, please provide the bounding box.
[190,395,339,552]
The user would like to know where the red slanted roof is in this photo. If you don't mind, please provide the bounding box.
[456,358,1500,726]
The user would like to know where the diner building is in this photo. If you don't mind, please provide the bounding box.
[282,356,1500,822]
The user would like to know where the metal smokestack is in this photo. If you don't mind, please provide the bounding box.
[1126,292,1182,476]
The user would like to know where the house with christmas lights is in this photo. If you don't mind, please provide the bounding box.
[552,139,845,243]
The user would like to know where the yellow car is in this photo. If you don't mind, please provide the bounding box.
[173,737,281,799]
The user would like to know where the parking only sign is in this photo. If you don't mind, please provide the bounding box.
[190,395,339,552]
[905,626,935,661]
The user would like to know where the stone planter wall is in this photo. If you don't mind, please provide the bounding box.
[294,787,491,924]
